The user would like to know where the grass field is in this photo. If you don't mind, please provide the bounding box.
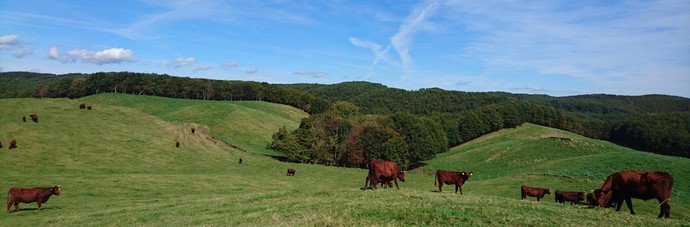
[1,94,688,226]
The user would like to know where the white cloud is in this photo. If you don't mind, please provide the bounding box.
[349,37,396,67]
[390,0,440,73]
[65,48,135,65]
[0,34,22,50]
[245,68,257,74]
[48,45,73,63]
[193,65,212,72]
[222,61,239,69]
[168,57,195,68]
[293,71,327,78]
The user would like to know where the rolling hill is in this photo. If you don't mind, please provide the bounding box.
[1,95,688,225]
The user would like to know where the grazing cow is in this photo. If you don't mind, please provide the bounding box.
[363,160,405,190]
[79,103,86,109]
[176,141,180,148]
[287,168,296,176]
[555,190,586,205]
[6,186,61,212]
[9,140,17,150]
[596,171,674,218]
[191,128,196,134]
[87,106,92,110]
[435,170,473,194]
[238,158,243,164]
[30,114,38,123]
[521,185,551,201]
[22,116,26,122]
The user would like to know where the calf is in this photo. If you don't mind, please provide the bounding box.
[7,186,61,212]
[30,114,38,123]
[79,103,86,109]
[287,168,296,176]
[521,185,551,201]
[555,190,585,205]
[9,139,17,150]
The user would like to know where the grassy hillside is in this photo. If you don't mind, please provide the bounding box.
[80,93,308,156]
[424,123,690,220]
[1,97,688,225]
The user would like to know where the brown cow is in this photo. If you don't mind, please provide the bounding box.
[9,139,17,150]
[7,186,61,212]
[287,168,296,176]
[555,190,585,205]
[34,92,42,99]
[30,114,38,123]
[79,103,86,109]
[435,170,473,194]
[521,185,551,201]
[596,171,674,218]
[363,160,405,190]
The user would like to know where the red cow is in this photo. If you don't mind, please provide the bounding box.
[287,168,296,176]
[9,139,17,150]
[363,160,405,190]
[34,92,42,99]
[555,190,585,205]
[596,171,674,218]
[6,186,61,212]
[435,170,473,194]
[30,114,38,123]
[79,103,86,109]
[521,185,551,201]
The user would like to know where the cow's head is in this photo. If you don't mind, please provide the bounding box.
[461,171,473,181]
[397,170,406,182]
[52,185,61,196]
[545,188,551,195]
[594,189,612,208]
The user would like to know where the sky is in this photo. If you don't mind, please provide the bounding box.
[1,0,689,97]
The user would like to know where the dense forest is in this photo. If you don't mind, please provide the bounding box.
[2,72,689,167]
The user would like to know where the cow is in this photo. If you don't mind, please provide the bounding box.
[434,170,473,194]
[596,171,674,218]
[87,106,92,110]
[34,92,42,99]
[521,185,551,201]
[238,158,243,164]
[9,139,17,150]
[176,141,180,148]
[30,114,38,123]
[363,160,405,190]
[555,190,586,205]
[7,186,61,212]
[79,103,86,109]
[287,168,296,176]
[22,116,26,122]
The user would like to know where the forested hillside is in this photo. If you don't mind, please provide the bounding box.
[2,72,688,161]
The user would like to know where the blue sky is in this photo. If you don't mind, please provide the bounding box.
[1,0,689,97]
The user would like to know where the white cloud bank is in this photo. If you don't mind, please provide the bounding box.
[0,34,22,50]
[168,57,195,68]
[49,45,135,65]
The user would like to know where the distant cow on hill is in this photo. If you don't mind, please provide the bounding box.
[33,92,42,99]
[79,103,85,109]
[30,114,38,123]
[435,170,473,194]
[596,171,674,218]
[176,141,180,148]
[6,186,61,212]
[287,168,296,176]
[521,185,551,201]
[87,106,92,110]
[555,190,585,205]
[9,140,17,150]
[363,160,405,190]
[238,158,243,164]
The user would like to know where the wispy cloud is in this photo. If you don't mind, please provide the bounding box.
[293,71,327,78]
[193,65,212,72]
[221,61,239,69]
[168,57,195,68]
[245,68,257,74]
[390,0,440,74]
[0,34,22,50]
[13,48,34,58]
[349,37,396,67]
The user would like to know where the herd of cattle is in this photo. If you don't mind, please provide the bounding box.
[3,102,676,219]
[362,160,675,219]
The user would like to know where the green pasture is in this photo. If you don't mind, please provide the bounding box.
[1,95,688,226]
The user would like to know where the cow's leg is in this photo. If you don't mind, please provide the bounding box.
[537,196,541,202]
[624,198,634,214]
[658,198,670,218]
[394,178,400,190]
[37,202,42,210]
[6,201,10,212]
[14,202,19,212]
